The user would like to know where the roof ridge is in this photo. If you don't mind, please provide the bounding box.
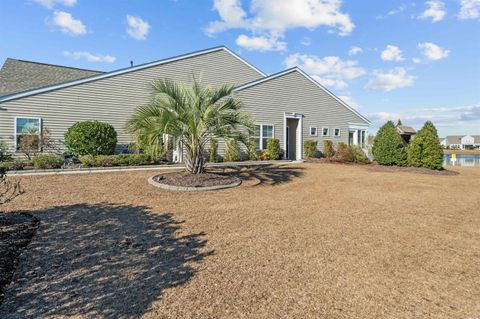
[4,58,104,73]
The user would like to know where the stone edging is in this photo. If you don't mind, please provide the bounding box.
[148,175,242,192]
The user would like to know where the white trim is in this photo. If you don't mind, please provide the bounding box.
[283,112,304,161]
[348,123,369,131]
[309,126,318,137]
[14,116,42,151]
[235,67,371,125]
[334,128,341,137]
[322,127,330,137]
[0,46,266,102]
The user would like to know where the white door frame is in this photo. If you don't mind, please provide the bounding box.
[284,112,304,160]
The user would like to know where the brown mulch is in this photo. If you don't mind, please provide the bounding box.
[0,213,39,301]
[153,172,238,187]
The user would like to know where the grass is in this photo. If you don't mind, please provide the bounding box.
[1,163,479,318]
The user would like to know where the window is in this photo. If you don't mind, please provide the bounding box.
[252,124,274,150]
[322,127,330,137]
[309,127,317,137]
[334,128,341,137]
[15,117,41,151]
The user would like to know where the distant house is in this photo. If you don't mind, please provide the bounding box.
[396,125,416,144]
[0,46,370,162]
[440,135,480,149]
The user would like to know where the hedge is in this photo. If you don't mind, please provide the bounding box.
[32,154,63,169]
[304,140,318,158]
[80,154,153,167]
[267,138,281,160]
[65,121,117,156]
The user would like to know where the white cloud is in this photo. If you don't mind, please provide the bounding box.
[367,104,480,135]
[419,1,446,22]
[63,51,116,63]
[300,37,311,46]
[348,46,363,56]
[412,57,422,64]
[33,0,76,9]
[458,0,480,19]
[418,42,450,61]
[236,34,286,51]
[365,67,415,91]
[51,11,86,35]
[381,45,404,62]
[206,0,354,51]
[285,53,365,89]
[126,15,151,40]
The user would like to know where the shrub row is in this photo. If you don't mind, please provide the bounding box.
[80,154,154,167]
[32,154,63,169]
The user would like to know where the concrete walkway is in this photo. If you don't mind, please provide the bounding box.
[7,160,299,177]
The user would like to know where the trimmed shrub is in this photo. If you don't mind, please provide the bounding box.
[304,140,318,158]
[373,121,407,166]
[323,140,334,158]
[267,138,281,160]
[80,154,153,167]
[0,141,12,162]
[32,154,63,169]
[247,139,258,161]
[334,142,352,162]
[349,145,370,164]
[65,121,117,156]
[209,138,218,163]
[407,121,443,170]
[258,150,270,161]
[224,138,240,162]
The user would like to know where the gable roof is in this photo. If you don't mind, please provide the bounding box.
[0,46,266,102]
[0,58,103,97]
[234,67,371,124]
[396,125,416,135]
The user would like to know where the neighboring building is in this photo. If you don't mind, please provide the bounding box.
[396,125,416,144]
[0,46,370,162]
[440,135,480,149]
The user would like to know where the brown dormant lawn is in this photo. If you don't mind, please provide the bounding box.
[1,163,479,318]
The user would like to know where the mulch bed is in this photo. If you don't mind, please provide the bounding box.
[0,213,39,302]
[152,172,238,187]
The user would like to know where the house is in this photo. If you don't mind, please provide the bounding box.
[396,125,416,144]
[0,46,370,162]
[441,135,480,149]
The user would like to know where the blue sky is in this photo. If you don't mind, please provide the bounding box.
[1,0,479,136]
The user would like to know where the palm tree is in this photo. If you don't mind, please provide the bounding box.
[127,78,253,174]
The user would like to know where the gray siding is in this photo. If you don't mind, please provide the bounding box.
[0,49,263,153]
[234,70,369,156]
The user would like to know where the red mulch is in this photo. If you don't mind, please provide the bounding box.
[0,212,39,301]
[153,172,238,187]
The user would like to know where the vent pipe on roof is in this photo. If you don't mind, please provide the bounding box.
[130,61,133,67]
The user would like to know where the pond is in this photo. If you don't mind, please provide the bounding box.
[443,154,480,167]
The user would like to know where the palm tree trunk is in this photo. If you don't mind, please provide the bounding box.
[185,143,205,174]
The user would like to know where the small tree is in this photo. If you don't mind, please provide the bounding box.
[0,141,12,162]
[323,140,334,158]
[209,138,218,163]
[65,121,117,156]
[0,168,23,207]
[373,121,407,166]
[407,121,443,170]
[304,140,318,158]
[224,138,239,162]
[267,138,281,160]
[18,127,56,160]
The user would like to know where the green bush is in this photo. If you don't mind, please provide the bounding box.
[304,140,318,158]
[32,154,63,169]
[0,141,13,162]
[209,138,218,163]
[407,121,443,170]
[259,150,270,161]
[349,145,370,164]
[373,121,407,166]
[65,121,117,156]
[267,138,281,160]
[80,154,153,167]
[224,138,239,162]
[247,139,258,161]
[323,140,334,158]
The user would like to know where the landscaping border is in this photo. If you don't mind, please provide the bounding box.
[148,175,242,192]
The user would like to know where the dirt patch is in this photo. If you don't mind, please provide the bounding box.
[0,213,39,301]
[365,163,459,175]
[152,172,238,188]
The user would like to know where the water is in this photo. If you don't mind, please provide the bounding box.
[443,154,480,167]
